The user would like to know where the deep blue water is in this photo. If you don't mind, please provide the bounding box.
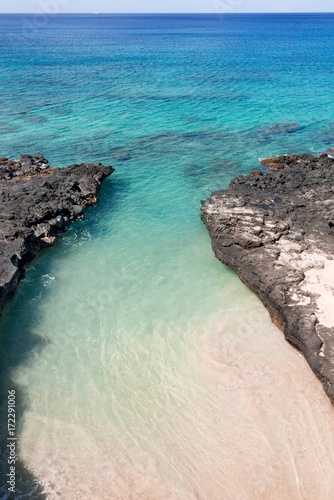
[1,14,334,168]
[1,14,334,499]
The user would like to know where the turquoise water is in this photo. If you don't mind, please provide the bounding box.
[1,14,334,499]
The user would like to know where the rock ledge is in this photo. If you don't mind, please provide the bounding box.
[0,153,113,314]
[201,152,334,404]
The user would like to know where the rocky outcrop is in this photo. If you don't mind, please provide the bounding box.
[201,153,334,405]
[0,154,113,313]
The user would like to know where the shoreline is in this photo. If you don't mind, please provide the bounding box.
[0,153,113,316]
[201,151,334,405]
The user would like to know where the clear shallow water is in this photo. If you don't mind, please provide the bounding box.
[1,14,334,499]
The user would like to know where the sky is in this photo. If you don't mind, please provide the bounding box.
[0,0,333,14]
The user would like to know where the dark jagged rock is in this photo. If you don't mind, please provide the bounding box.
[0,154,113,314]
[201,152,334,405]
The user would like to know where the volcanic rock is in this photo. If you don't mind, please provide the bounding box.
[0,153,113,314]
[201,153,334,404]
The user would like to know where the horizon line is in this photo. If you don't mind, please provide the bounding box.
[0,12,334,15]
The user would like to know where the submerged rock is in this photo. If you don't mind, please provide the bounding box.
[0,154,113,314]
[201,152,334,405]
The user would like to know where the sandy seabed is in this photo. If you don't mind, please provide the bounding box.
[17,298,334,500]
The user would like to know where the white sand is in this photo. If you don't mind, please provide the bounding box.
[301,255,334,328]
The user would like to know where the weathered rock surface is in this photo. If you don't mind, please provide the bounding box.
[0,154,113,314]
[201,152,334,405]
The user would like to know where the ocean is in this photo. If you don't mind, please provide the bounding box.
[1,13,334,499]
